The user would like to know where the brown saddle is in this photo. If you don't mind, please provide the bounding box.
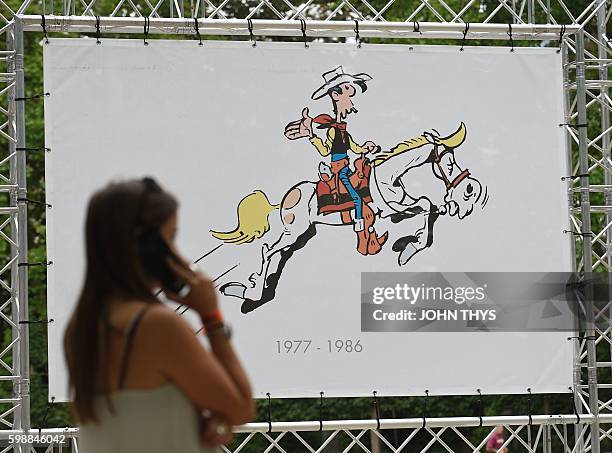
[316,157,373,219]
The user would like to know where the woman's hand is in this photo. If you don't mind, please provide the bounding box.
[164,253,219,318]
[199,413,234,447]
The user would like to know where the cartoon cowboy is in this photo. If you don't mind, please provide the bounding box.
[284,66,387,255]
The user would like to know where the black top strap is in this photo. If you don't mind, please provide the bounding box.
[117,305,152,390]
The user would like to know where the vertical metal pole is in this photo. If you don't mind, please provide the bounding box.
[562,34,586,452]
[544,424,552,453]
[5,22,22,453]
[13,16,31,451]
[576,29,601,453]
[527,0,534,24]
[561,39,575,290]
[594,0,612,395]
[595,8,610,231]
[572,341,585,450]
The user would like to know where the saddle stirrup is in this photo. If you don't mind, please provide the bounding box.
[354,218,365,232]
[351,208,365,231]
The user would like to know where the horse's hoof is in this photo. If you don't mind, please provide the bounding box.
[220,282,247,299]
[398,243,419,266]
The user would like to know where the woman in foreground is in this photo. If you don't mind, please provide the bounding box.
[63,177,254,452]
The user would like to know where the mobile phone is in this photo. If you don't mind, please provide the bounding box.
[137,229,186,294]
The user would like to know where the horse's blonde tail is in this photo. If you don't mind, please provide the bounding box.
[210,190,280,245]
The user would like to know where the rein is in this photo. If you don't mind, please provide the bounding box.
[432,145,470,189]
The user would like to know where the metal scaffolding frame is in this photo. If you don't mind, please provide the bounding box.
[0,0,609,452]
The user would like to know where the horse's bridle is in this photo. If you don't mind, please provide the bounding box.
[432,144,470,189]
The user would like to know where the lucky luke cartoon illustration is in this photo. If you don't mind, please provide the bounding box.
[210,67,488,314]
[284,66,388,255]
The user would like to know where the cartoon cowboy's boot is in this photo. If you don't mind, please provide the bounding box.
[367,229,388,255]
[362,203,387,255]
[378,231,389,247]
[354,204,386,255]
[365,227,388,255]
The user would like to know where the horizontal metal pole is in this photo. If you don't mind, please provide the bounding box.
[572,206,612,213]
[582,383,612,389]
[568,81,612,90]
[571,185,612,193]
[585,361,612,367]
[2,414,611,438]
[17,15,580,41]
[236,414,608,433]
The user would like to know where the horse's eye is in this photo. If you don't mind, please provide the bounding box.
[466,183,473,194]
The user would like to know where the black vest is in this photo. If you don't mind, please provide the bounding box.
[331,126,350,160]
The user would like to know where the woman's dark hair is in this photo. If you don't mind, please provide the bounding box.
[63,177,178,423]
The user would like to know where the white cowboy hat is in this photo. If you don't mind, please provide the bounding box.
[311,66,373,100]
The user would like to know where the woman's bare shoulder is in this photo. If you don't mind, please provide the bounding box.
[139,304,205,368]
[141,303,197,340]
[145,303,186,320]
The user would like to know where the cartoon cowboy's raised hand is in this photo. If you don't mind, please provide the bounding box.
[284,107,314,140]
[284,107,379,154]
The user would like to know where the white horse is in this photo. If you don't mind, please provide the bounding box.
[212,123,487,313]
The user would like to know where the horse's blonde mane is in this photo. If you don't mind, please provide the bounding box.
[371,135,429,167]
[372,122,467,167]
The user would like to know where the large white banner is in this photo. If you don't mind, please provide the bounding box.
[44,38,572,401]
